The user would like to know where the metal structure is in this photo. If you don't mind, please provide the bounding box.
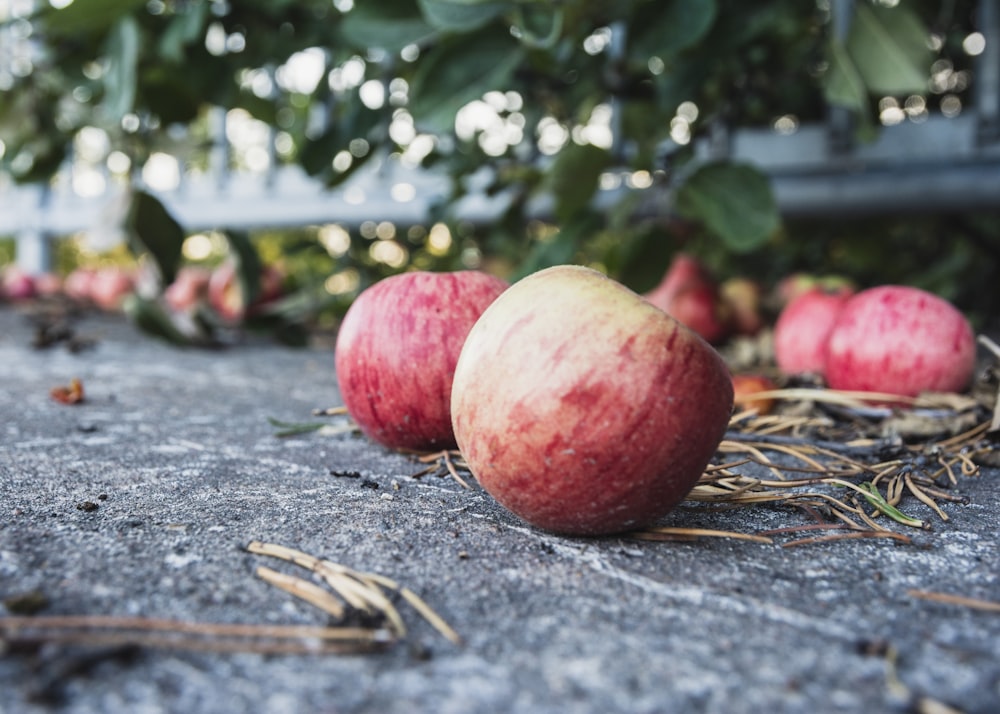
[2,0,999,274]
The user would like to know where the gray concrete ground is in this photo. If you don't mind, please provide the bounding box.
[1,306,998,714]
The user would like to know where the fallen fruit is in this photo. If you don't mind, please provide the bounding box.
[1,266,37,301]
[773,288,853,376]
[451,265,734,535]
[164,266,212,313]
[89,266,135,311]
[732,374,778,415]
[208,261,285,323]
[643,253,731,344]
[825,285,976,397]
[335,270,509,451]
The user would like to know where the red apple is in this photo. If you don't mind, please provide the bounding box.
[1,266,36,301]
[643,253,731,343]
[335,270,509,451]
[89,266,135,311]
[732,374,778,415]
[33,272,63,297]
[774,288,853,376]
[825,285,976,397]
[164,266,211,313]
[64,268,97,303]
[208,262,286,323]
[451,265,734,536]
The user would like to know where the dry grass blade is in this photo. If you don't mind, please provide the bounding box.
[255,566,347,619]
[0,615,391,655]
[629,527,773,544]
[398,587,463,645]
[249,541,462,646]
[907,589,1000,613]
[782,530,913,548]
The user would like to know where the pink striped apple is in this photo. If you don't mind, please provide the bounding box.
[335,270,509,451]
[825,285,976,397]
[451,265,734,536]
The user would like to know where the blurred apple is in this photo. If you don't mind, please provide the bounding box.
[732,374,778,415]
[644,253,731,343]
[774,288,853,376]
[89,266,135,311]
[451,265,734,536]
[825,286,976,397]
[208,261,285,323]
[164,266,212,313]
[335,270,509,451]
[1,266,37,301]
[63,268,97,303]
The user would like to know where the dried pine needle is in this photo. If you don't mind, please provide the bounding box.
[629,527,773,544]
[248,541,461,646]
[907,589,1000,613]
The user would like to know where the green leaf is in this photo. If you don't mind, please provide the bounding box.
[126,190,184,284]
[630,0,717,61]
[122,294,193,346]
[158,3,210,64]
[417,0,508,32]
[267,417,327,437]
[224,230,263,307]
[408,25,524,130]
[675,163,780,253]
[102,15,141,121]
[545,142,611,223]
[512,4,563,49]
[339,0,437,52]
[823,39,869,113]
[846,3,932,95]
[36,0,147,36]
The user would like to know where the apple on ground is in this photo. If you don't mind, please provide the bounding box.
[164,266,212,313]
[732,373,779,415]
[451,265,734,536]
[825,285,976,397]
[1,266,37,301]
[63,268,97,303]
[335,270,509,452]
[33,272,63,297]
[208,261,285,323]
[643,253,731,344]
[89,266,135,311]
[773,287,854,377]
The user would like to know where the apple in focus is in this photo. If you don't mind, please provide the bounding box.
[773,287,853,377]
[825,285,976,397]
[451,265,734,536]
[335,270,509,451]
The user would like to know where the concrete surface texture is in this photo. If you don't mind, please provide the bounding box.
[1,306,998,714]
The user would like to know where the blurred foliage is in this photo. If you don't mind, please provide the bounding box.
[1,0,998,335]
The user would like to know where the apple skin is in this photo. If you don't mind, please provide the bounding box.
[732,374,778,415]
[335,270,509,451]
[207,261,285,323]
[1,267,37,301]
[643,254,731,344]
[64,268,97,303]
[773,288,853,376]
[451,265,734,536]
[89,266,135,311]
[825,285,976,397]
[165,266,212,313]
